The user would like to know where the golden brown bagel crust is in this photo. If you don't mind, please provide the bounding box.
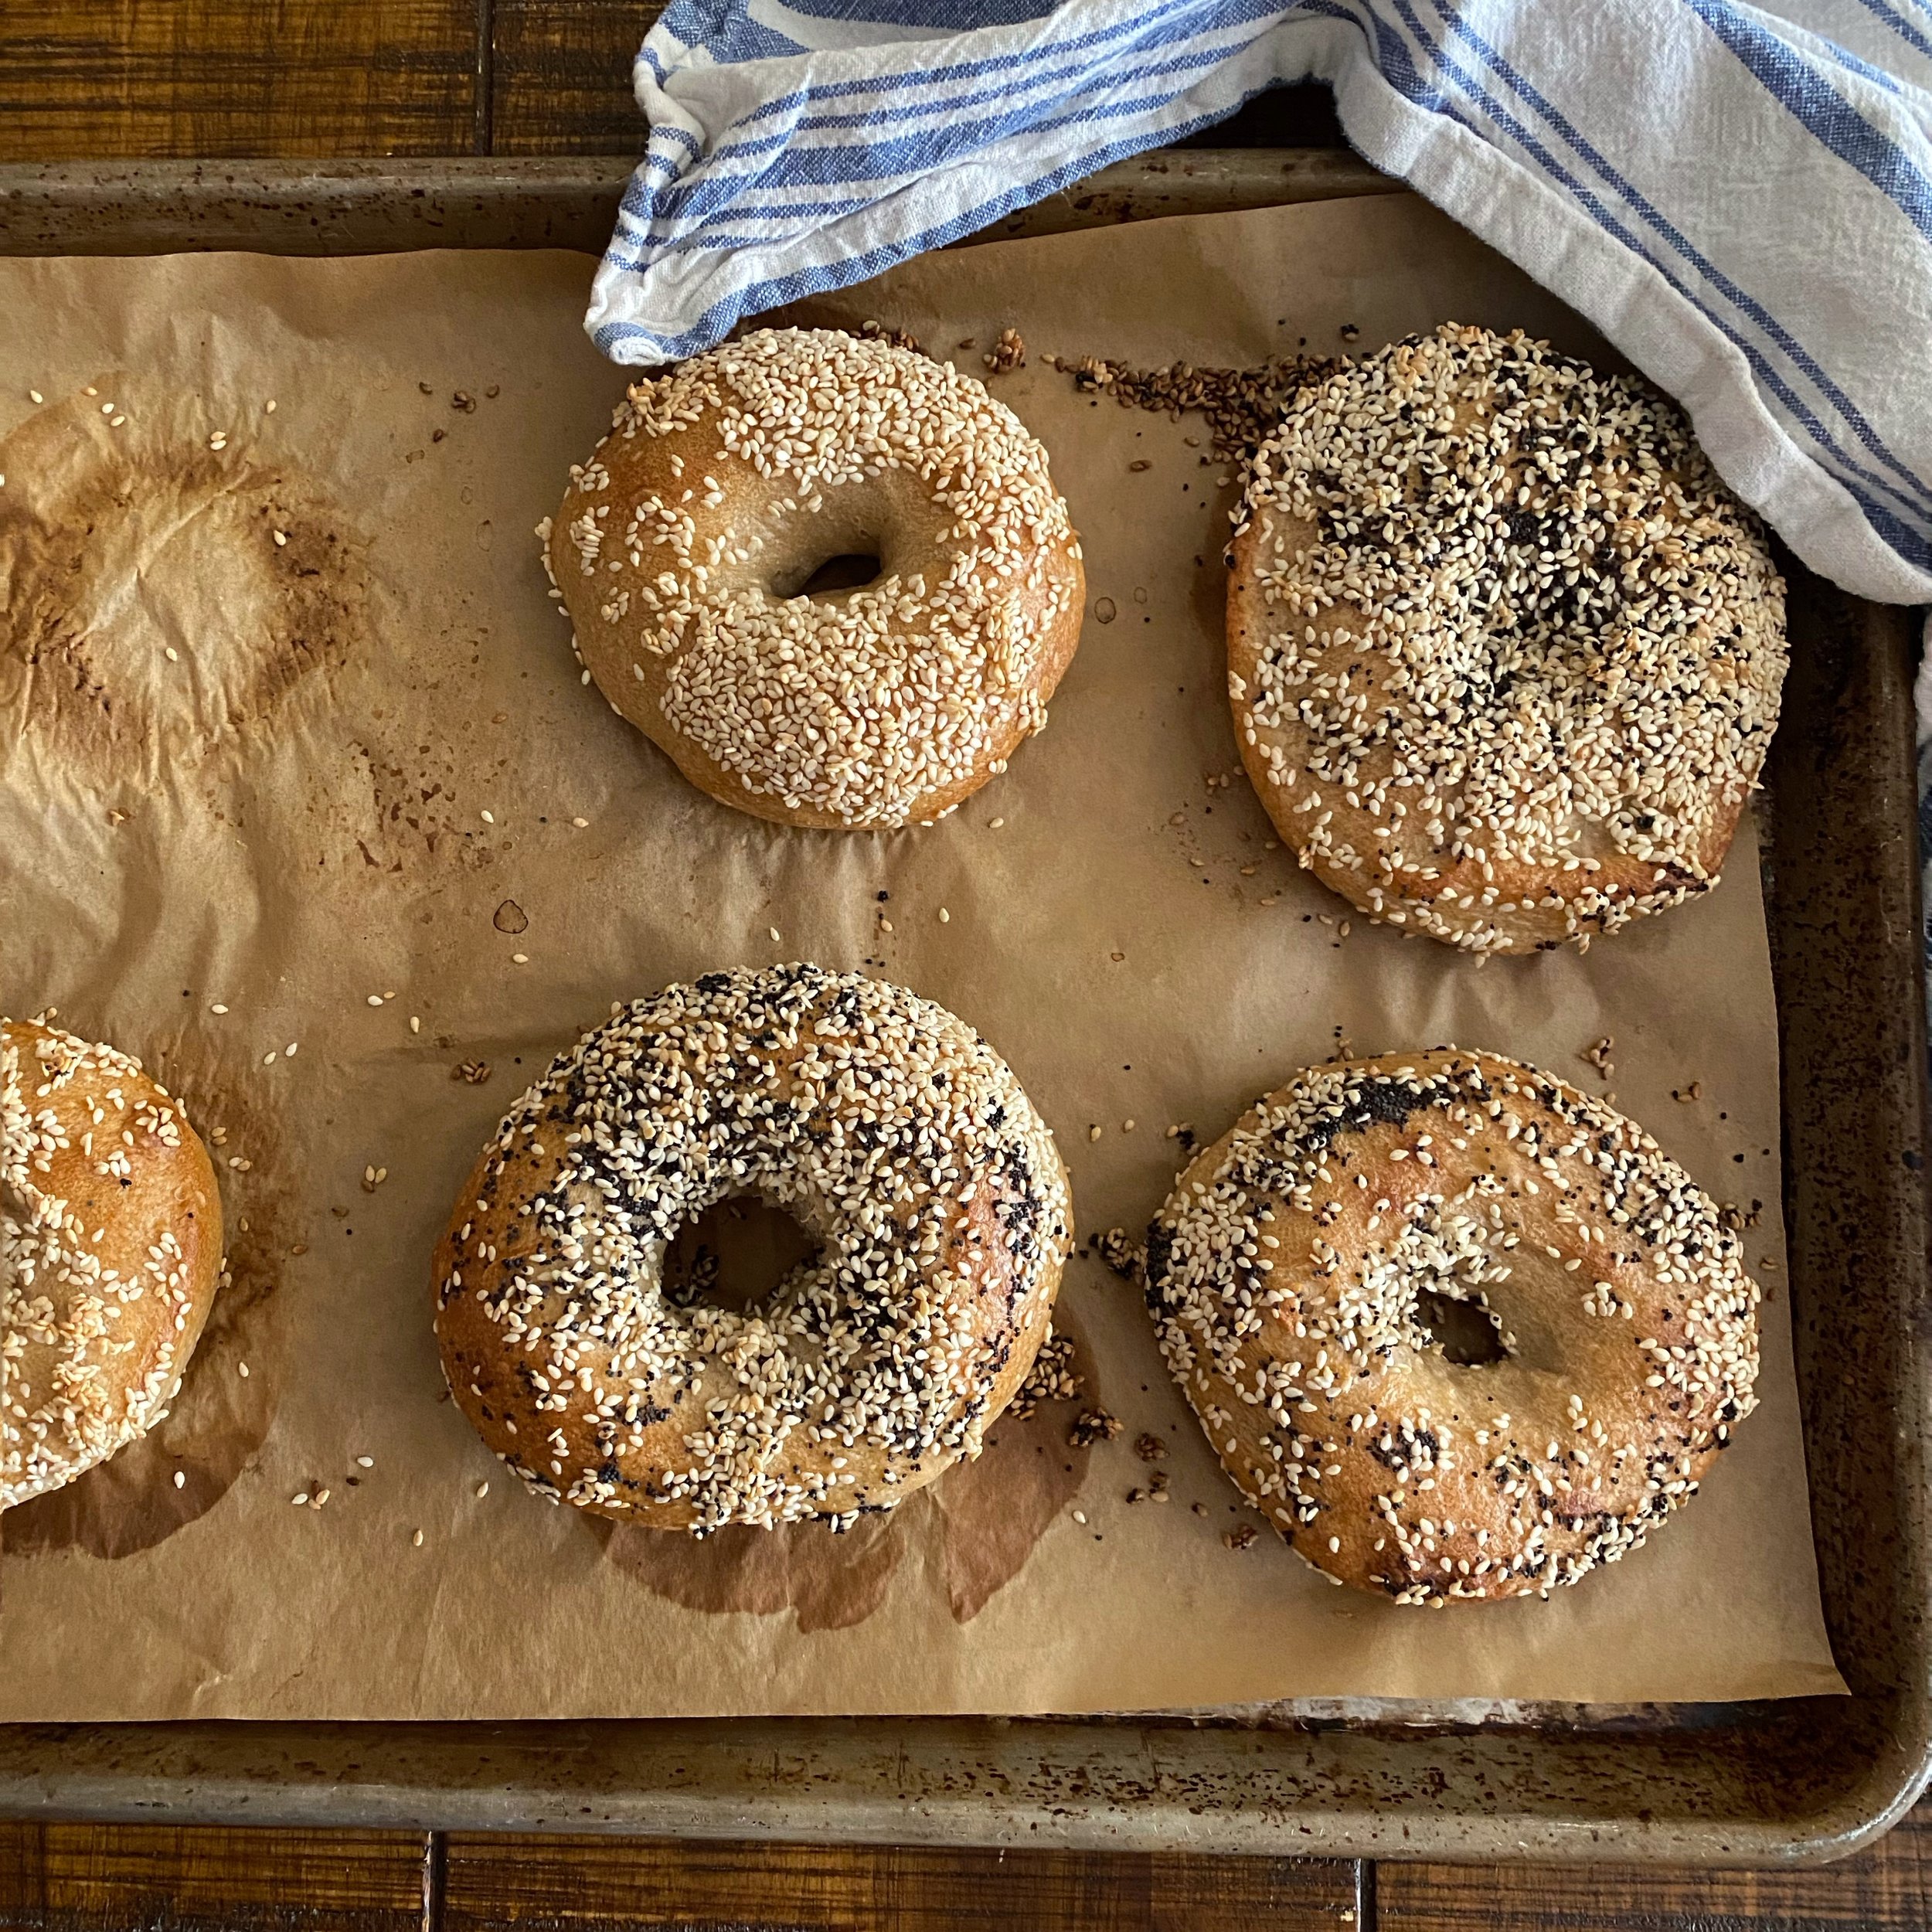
[546,328,1085,831]
[1145,1048,1759,1604]
[1227,325,1787,954]
[2,1018,223,1509]
[434,964,1071,1532]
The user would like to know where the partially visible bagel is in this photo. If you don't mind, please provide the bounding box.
[1227,325,1787,953]
[1145,1048,1760,1604]
[546,327,1085,831]
[2,1018,223,1509]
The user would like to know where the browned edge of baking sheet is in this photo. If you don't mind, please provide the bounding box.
[0,154,1925,1866]
[0,151,1398,256]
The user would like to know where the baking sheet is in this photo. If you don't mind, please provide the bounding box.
[0,193,1841,1716]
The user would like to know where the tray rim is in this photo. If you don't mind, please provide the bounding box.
[0,151,1927,1867]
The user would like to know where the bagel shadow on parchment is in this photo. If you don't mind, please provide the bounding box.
[588,1196,1097,1633]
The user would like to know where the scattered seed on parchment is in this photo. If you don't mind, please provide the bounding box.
[172,1471,185,1489]
[475,1481,490,1499]
[413,1529,424,1547]
[1088,1124,1103,1141]
[356,1456,375,1468]
[983,327,1026,374]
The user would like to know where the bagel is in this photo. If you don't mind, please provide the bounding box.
[2,1017,223,1509]
[545,328,1085,831]
[433,964,1072,1531]
[1227,324,1787,954]
[1143,1048,1759,1604]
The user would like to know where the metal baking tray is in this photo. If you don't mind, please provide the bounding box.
[0,152,1926,1866]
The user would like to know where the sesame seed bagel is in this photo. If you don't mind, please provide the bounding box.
[2,1018,223,1509]
[546,328,1086,831]
[433,964,1072,1531]
[1227,325,1787,954]
[1145,1048,1760,1604]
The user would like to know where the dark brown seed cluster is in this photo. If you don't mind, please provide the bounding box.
[1230,325,1787,953]
[434,965,1071,1532]
[1052,352,1335,466]
[1145,1049,1760,1604]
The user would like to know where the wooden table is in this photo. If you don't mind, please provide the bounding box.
[1,5,1927,1926]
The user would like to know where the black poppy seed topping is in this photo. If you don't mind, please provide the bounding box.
[1230,324,1787,953]
[549,328,1083,828]
[435,964,1071,1532]
[2,1021,199,1506]
[1146,1048,1760,1604]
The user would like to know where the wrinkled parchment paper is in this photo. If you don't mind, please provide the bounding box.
[0,194,1842,1716]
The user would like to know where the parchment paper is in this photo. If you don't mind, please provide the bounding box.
[0,194,1842,1716]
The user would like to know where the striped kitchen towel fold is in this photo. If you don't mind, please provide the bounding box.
[586,0,1932,608]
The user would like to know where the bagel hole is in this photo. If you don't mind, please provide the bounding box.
[1415,1288,1510,1367]
[664,1193,821,1315]
[783,551,883,600]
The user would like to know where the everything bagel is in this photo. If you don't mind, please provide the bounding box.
[434,964,1072,1532]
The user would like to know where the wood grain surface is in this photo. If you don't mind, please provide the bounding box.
[0,5,1923,1930]
[5,1818,1932,1930]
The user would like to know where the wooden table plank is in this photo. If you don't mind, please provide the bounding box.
[0,1,481,162]
[0,1823,431,1931]
[1376,1810,1932,1930]
[440,1834,1361,1931]
[491,2,661,154]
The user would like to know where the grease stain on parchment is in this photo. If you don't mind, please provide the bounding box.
[595,1330,1096,1631]
[2,1032,297,1560]
[0,376,369,787]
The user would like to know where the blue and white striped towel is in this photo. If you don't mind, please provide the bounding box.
[587,0,1932,612]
